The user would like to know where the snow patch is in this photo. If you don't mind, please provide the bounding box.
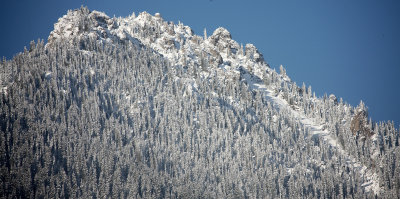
[0,87,7,95]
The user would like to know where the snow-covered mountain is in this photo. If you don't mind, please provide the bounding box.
[47,7,268,79]
[1,6,399,198]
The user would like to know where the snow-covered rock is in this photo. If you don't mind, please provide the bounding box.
[245,43,264,63]
[46,7,269,75]
[209,27,232,44]
[208,27,240,57]
[48,7,117,44]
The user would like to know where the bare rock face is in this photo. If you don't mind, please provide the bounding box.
[350,103,373,138]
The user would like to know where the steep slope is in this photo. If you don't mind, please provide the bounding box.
[1,7,399,198]
[250,81,381,194]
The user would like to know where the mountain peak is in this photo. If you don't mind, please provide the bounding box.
[136,11,154,21]
[210,27,232,40]
[48,7,116,44]
[46,7,270,75]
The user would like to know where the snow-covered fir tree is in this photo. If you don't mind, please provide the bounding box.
[1,6,399,198]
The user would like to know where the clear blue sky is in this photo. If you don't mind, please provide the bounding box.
[1,0,399,127]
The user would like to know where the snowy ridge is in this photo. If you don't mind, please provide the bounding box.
[47,7,382,195]
[248,81,380,195]
[47,7,268,80]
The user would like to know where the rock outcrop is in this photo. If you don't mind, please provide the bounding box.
[350,101,373,137]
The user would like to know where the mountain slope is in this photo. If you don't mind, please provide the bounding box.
[1,7,399,198]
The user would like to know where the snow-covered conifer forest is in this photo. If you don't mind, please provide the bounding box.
[1,7,399,198]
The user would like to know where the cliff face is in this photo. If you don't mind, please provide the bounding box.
[351,109,373,137]
[350,102,374,138]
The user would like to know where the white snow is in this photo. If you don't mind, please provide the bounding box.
[45,71,52,78]
[250,81,381,195]
[46,8,382,195]
[0,87,7,95]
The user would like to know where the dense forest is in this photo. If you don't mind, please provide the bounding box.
[1,7,399,198]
